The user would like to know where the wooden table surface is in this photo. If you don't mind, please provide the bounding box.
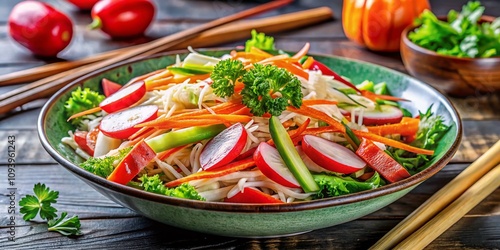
[1,0,499,249]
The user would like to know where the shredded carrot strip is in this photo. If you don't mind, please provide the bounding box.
[302,99,338,106]
[302,56,315,69]
[165,158,255,187]
[144,69,172,82]
[287,105,345,132]
[67,106,102,122]
[292,42,310,59]
[354,130,434,155]
[154,119,227,130]
[361,90,409,102]
[367,117,420,136]
[146,76,174,90]
[125,69,164,86]
[182,114,252,123]
[272,60,309,80]
[129,127,151,140]
[288,106,433,155]
[157,145,188,161]
[249,47,273,57]
[138,101,245,128]
[129,128,156,146]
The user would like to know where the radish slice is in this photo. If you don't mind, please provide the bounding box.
[253,142,300,188]
[302,135,366,174]
[99,105,158,139]
[342,105,403,126]
[295,145,334,174]
[102,78,122,97]
[99,81,146,113]
[200,123,247,171]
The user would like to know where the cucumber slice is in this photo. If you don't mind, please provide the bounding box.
[269,116,319,192]
[146,124,225,153]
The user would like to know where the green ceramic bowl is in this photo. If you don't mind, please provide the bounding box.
[38,49,462,237]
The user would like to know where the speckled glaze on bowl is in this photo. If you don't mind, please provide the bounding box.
[38,49,462,237]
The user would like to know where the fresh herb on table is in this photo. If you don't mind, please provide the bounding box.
[409,1,500,58]
[19,183,82,236]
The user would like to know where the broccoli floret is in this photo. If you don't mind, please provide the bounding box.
[245,29,275,52]
[80,147,132,178]
[139,174,205,201]
[64,87,105,127]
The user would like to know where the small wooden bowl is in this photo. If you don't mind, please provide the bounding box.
[400,16,500,96]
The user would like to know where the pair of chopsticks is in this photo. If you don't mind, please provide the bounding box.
[371,140,500,249]
[0,1,333,115]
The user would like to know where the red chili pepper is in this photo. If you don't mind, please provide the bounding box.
[90,0,156,38]
[65,0,100,10]
[8,1,73,57]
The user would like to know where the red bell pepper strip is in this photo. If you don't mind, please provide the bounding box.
[107,140,156,185]
[355,138,411,183]
[225,187,284,204]
[308,60,361,93]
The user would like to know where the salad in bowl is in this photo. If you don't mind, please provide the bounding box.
[38,31,460,237]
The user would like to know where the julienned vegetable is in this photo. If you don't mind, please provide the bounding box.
[90,0,156,38]
[409,1,500,58]
[8,1,73,57]
[63,31,451,204]
[269,116,319,193]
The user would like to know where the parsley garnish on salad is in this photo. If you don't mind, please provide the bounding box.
[19,183,81,236]
[409,1,500,58]
[210,60,303,116]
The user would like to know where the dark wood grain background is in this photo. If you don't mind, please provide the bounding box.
[0,0,499,249]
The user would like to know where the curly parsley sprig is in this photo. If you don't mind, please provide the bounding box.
[19,183,82,236]
[210,60,303,116]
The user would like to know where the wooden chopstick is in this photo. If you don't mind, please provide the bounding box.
[395,162,500,249]
[0,0,292,114]
[0,7,333,86]
[370,139,500,249]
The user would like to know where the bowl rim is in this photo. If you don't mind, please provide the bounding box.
[38,49,463,213]
[401,14,500,61]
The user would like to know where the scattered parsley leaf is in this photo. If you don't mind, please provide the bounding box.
[48,212,82,236]
[19,183,59,221]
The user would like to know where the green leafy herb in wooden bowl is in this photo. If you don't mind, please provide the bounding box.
[409,1,500,58]
[401,1,500,96]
